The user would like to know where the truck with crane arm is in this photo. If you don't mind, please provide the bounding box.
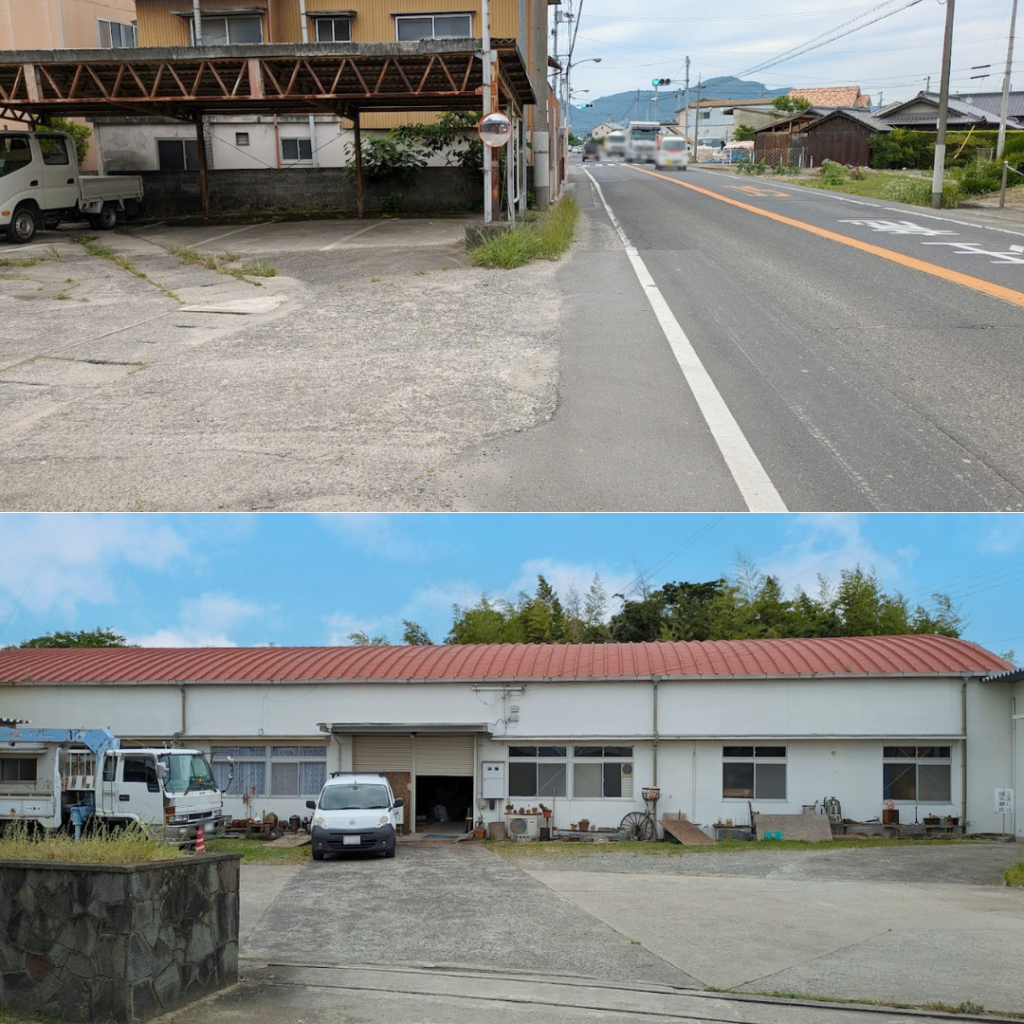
[0,727,228,844]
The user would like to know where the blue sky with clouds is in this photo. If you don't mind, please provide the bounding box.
[565,0,1020,109]
[1,514,1023,660]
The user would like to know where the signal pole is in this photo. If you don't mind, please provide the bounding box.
[931,0,956,209]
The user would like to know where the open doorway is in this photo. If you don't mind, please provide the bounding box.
[415,775,473,833]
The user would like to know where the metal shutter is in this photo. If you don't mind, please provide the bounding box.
[352,735,413,772]
[415,734,474,775]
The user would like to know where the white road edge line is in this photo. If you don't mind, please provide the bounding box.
[194,220,276,248]
[319,220,384,251]
[583,168,788,512]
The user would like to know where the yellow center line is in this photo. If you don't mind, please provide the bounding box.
[624,163,1024,310]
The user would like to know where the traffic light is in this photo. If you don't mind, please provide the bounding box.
[579,101,594,108]
[652,78,672,87]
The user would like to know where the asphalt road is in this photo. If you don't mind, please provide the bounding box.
[448,162,1024,511]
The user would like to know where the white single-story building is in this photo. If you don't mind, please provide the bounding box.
[1,635,1020,839]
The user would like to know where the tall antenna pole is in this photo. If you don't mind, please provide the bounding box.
[997,0,1019,158]
[931,0,956,210]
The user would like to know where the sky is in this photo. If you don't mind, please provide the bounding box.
[562,0,1020,112]
[1,514,1023,661]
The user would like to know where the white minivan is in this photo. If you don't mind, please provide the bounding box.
[306,772,405,860]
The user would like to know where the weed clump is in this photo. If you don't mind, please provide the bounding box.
[470,196,579,269]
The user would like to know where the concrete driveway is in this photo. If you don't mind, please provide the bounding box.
[160,842,1024,1024]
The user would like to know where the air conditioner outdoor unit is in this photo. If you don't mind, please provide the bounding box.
[507,815,538,840]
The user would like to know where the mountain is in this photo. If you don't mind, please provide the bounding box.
[566,77,790,139]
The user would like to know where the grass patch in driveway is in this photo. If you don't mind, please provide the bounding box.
[72,234,182,303]
[471,195,579,269]
[205,837,310,864]
[1007,860,1024,887]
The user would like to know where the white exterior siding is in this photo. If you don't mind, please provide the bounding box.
[4,673,1013,834]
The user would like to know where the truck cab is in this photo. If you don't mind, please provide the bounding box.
[1,132,143,245]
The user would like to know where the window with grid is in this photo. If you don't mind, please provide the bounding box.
[508,746,568,798]
[883,746,951,801]
[191,16,264,45]
[211,746,268,796]
[157,139,200,171]
[395,13,472,40]
[97,19,138,47]
[315,18,352,42]
[572,746,634,798]
[281,138,313,162]
[722,746,787,800]
[270,746,327,796]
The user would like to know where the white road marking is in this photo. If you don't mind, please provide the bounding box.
[194,220,276,248]
[319,220,384,251]
[583,168,787,513]
[838,219,957,236]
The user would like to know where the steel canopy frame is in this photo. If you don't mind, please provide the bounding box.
[0,40,534,216]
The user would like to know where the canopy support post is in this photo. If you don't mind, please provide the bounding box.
[194,112,210,221]
[353,107,364,218]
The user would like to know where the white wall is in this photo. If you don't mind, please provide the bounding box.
[966,679,1014,834]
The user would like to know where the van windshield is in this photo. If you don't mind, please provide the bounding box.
[320,783,390,810]
[662,139,686,150]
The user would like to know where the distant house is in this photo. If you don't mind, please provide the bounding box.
[588,122,623,139]
[952,91,1024,122]
[787,86,871,109]
[876,92,1024,131]
[676,97,776,146]
[754,107,890,166]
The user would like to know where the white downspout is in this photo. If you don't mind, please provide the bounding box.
[298,0,320,168]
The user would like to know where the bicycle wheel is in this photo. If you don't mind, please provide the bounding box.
[619,811,655,841]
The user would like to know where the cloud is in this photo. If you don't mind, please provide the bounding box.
[977,515,1024,555]
[315,514,433,563]
[0,515,191,628]
[756,514,911,598]
[131,592,262,648]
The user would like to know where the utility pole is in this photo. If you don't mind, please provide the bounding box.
[532,0,550,210]
[684,56,690,154]
[695,72,702,150]
[931,0,956,209]
[997,0,1019,158]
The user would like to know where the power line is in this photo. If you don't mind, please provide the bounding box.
[618,515,727,600]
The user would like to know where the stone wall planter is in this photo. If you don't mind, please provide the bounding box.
[0,853,241,1023]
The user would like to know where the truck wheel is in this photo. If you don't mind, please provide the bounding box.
[8,204,38,245]
[96,204,118,231]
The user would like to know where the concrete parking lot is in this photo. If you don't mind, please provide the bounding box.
[160,842,1024,1024]
[0,216,558,510]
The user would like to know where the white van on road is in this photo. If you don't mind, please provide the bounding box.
[307,772,405,860]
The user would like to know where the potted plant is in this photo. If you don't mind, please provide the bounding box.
[474,817,486,839]
[570,822,578,831]
[505,802,514,814]
[578,818,590,832]
[945,815,960,827]
[540,803,552,819]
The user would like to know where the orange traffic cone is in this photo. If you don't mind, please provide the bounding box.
[195,826,205,853]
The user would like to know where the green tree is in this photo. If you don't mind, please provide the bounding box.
[347,631,389,646]
[771,95,811,116]
[733,123,756,142]
[402,620,432,645]
[16,627,134,648]
[38,118,92,164]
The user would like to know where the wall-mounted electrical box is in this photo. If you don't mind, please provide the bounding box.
[481,761,505,798]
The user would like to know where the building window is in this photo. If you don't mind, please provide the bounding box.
[315,17,352,42]
[508,746,567,798]
[0,758,37,782]
[157,139,200,170]
[191,16,264,45]
[700,110,711,120]
[236,132,250,146]
[281,138,313,162]
[722,746,787,800]
[395,13,473,41]
[98,19,138,47]
[883,746,952,802]
[270,746,327,796]
[573,746,634,799]
[508,744,633,799]
[212,745,269,797]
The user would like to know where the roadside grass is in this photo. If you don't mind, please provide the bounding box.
[781,168,961,208]
[71,234,182,303]
[1006,860,1024,887]
[166,244,274,285]
[204,837,310,864]
[471,195,579,269]
[722,989,1018,1019]
[489,836,992,859]
[0,819,176,865]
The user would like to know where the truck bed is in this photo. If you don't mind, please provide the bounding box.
[80,175,144,203]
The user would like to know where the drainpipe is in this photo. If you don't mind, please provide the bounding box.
[1012,696,1020,836]
[192,0,203,43]
[961,676,968,827]
[55,0,68,47]
[651,675,660,787]
[178,682,187,736]
[298,0,320,168]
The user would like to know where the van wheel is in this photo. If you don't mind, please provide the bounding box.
[312,847,324,861]
[96,204,118,231]
[8,204,38,245]
[384,845,396,859]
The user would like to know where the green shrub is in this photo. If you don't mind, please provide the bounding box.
[819,160,846,186]
[881,175,960,207]
[1007,860,1024,887]
[958,160,1008,197]
[471,195,579,269]
[0,819,174,864]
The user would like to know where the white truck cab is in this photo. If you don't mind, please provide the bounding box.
[307,772,405,861]
[0,131,143,244]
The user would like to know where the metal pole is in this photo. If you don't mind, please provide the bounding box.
[931,0,956,209]
[997,0,1019,159]
[353,109,364,218]
[532,0,550,210]
[195,112,210,220]
[482,0,494,224]
[192,0,203,43]
[683,56,690,156]
[299,0,320,168]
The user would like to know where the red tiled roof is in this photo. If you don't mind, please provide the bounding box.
[0,636,1009,684]
[788,86,870,108]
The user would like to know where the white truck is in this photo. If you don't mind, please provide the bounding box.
[624,121,661,164]
[0,727,228,845]
[0,131,143,245]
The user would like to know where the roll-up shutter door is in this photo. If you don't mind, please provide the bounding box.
[352,735,413,772]
[415,734,474,775]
